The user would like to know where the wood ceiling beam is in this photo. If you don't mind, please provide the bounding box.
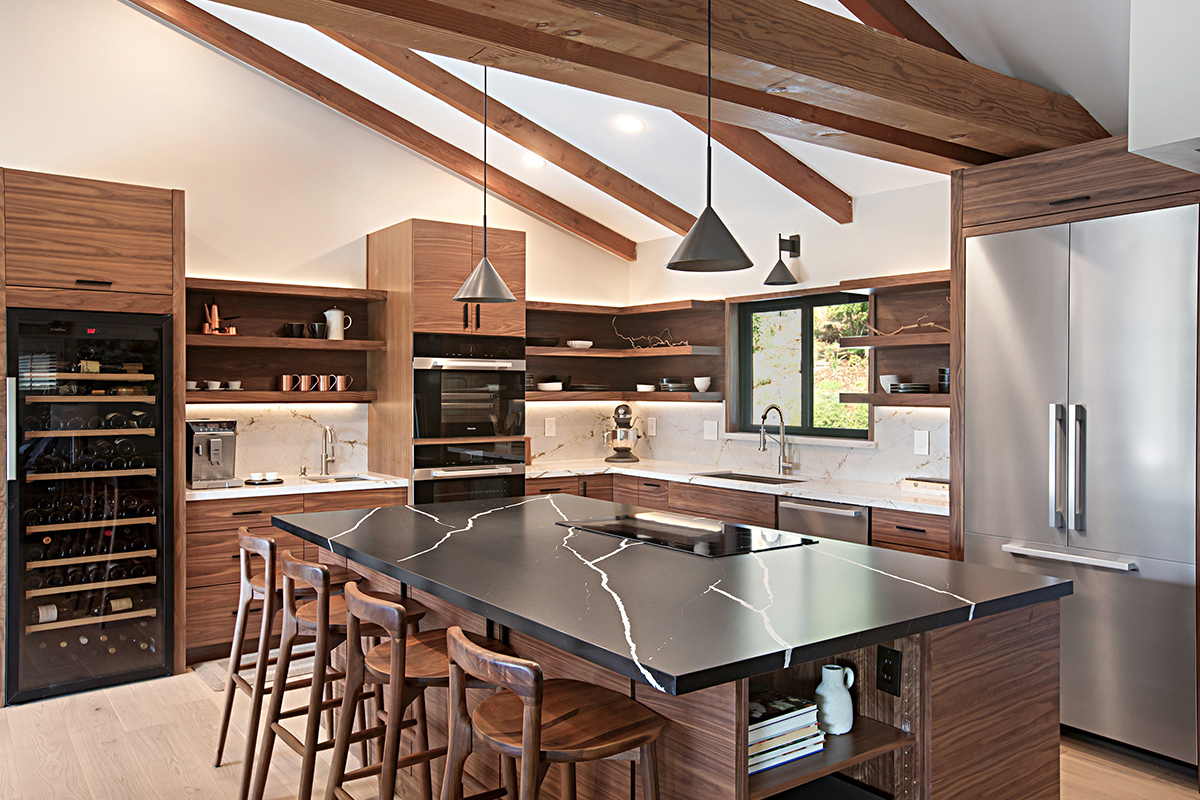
[679,115,853,225]
[208,0,1001,173]
[322,32,696,236]
[211,0,1107,163]
[836,0,966,60]
[128,0,638,260]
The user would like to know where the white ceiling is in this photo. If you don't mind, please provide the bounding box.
[194,0,1132,245]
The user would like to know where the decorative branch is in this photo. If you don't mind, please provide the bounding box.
[612,316,688,348]
[866,298,950,336]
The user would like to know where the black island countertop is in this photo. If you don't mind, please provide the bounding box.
[274,494,1071,695]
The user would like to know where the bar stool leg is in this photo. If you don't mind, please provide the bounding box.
[237,589,278,800]
[214,583,254,767]
[561,763,576,800]
[324,638,366,800]
[414,692,433,800]
[296,617,335,800]
[249,608,300,800]
[502,757,518,800]
[639,742,660,800]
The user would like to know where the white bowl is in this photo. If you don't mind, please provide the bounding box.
[693,377,712,392]
[248,472,263,481]
[880,374,903,393]
[636,384,655,392]
[264,471,278,481]
[566,340,593,349]
[536,382,563,392]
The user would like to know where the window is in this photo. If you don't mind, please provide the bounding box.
[737,293,870,439]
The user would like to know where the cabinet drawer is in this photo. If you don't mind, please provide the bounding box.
[871,508,950,553]
[525,476,580,496]
[185,526,311,589]
[186,495,305,532]
[873,540,951,560]
[612,474,639,505]
[579,474,613,501]
[668,483,776,528]
[961,137,1200,228]
[302,487,408,513]
[186,582,283,651]
[635,479,670,510]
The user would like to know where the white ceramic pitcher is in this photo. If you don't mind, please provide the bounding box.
[814,664,855,734]
[323,307,353,340]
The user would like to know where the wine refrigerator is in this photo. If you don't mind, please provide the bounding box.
[6,309,175,703]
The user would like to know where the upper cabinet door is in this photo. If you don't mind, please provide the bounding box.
[3,169,175,295]
[470,226,525,336]
[411,219,475,334]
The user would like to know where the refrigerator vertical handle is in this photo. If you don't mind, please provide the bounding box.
[1067,404,1086,531]
[1049,403,1064,529]
[6,377,15,478]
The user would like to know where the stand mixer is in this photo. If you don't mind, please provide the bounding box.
[604,403,642,463]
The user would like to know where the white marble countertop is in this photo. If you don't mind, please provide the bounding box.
[185,472,407,502]
[528,458,949,516]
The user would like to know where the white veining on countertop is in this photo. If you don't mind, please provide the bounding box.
[407,504,456,528]
[704,552,794,667]
[812,547,977,620]
[324,506,384,548]
[548,496,665,692]
[396,496,546,563]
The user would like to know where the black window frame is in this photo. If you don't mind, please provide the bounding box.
[736,292,870,440]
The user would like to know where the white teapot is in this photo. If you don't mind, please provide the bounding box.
[323,307,353,340]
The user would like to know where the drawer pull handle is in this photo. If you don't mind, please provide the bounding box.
[896,525,927,533]
[75,278,114,286]
[1048,195,1091,206]
[231,510,263,516]
[540,488,563,493]
[643,483,661,488]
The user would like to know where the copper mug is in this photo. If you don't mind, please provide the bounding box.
[316,374,336,392]
[279,374,297,391]
[334,375,354,391]
[283,373,320,391]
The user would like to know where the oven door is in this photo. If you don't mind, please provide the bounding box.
[413,357,525,438]
[412,441,526,504]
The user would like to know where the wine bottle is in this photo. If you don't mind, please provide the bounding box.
[44,568,66,588]
[28,601,69,625]
[64,566,85,586]
[127,559,151,579]
[129,410,153,429]
[27,537,51,561]
[114,438,137,458]
[105,562,128,582]
[103,412,128,430]
[22,509,44,528]
[24,572,45,591]
[83,563,104,583]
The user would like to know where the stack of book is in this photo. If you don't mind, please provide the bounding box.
[747,685,825,775]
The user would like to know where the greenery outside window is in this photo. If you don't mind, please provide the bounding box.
[737,293,870,439]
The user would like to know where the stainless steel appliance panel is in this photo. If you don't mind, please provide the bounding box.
[1068,206,1198,563]
[776,499,868,545]
[966,532,1197,763]
[964,224,1071,545]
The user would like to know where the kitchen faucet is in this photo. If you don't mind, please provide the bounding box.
[321,425,335,476]
[759,405,792,475]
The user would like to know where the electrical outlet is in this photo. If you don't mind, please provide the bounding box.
[914,430,930,456]
[647,417,657,436]
[703,420,718,440]
[544,417,556,437]
[877,645,902,697]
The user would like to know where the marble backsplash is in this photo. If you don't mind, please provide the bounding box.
[185,403,368,478]
[526,401,949,485]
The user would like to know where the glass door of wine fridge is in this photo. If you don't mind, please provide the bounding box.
[6,309,174,703]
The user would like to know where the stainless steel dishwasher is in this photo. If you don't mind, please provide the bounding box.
[776,498,868,544]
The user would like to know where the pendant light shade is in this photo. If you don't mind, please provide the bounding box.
[454,65,516,304]
[763,257,798,285]
[667,206,754,272]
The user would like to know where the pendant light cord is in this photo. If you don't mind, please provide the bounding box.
[482,65,488,258]
[706,0,712,209]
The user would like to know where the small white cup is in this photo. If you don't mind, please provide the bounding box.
[693,377,712,392]
[185,380,198,390]
[248,472,263,481]
[206,380,222,390]
[264,471,278,481]
[227,380,242,390]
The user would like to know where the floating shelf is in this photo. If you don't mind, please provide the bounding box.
[526,345,722,358]
[27,469,157,483]
[25,395,156,404]
[24,372,154,382]
[186,277,387,302]
[25,429,156,440]
[839,392,949,408]
[29,549,159,570]
[746,717,914,800]
[26,607,156,634]
[185,334,385,351]
[526,299,724,315]
[26,517,157,535]
[838,269,951,296]
[186,390,377,404]
[526,391,723,402]
[26,576,157,599]
[838,332,950,349]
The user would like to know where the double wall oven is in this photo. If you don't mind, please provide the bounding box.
[411,334,525,503]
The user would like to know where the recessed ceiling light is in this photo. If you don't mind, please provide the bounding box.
[521,152,546,168]
[613,115,646,133]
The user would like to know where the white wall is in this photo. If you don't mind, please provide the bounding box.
[1128,0,1200,173]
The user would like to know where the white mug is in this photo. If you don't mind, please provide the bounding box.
[323,307,353,340]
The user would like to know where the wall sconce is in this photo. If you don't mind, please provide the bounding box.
[764,234,800,286]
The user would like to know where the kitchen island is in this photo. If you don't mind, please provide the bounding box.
[274,494,1071,800]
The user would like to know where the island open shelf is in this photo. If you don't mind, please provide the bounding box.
[839,392,949,408]
[185,390,377,404]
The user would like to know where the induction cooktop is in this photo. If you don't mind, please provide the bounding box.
[558,511,817,558]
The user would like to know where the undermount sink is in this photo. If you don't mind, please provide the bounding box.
[698,471,807,485]
[303,474,373,484]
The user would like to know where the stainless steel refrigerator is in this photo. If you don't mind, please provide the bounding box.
[964,204,1198,763]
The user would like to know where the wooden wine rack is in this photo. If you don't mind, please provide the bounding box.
[25,428,157,440]
[26,576,157,599]
[26,468,156,482]
[25,607,157,635]
[28,549,159,571]
[25,517,157,535]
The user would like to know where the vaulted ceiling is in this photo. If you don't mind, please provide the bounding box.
[129,0,1131,255]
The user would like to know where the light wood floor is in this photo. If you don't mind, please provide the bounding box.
[0,671,1193,799]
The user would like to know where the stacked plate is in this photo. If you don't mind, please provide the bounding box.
[938,368,950,393]
[892,383,931,394]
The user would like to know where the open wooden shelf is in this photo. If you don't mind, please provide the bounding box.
[26,429,156,440]
[526,299,724,315]
[26,576,157,599]
[838,269,951,296]
[186,277,387,302]
[25,395,155,404]
[26,607,156,634]
[27,468,157,482]
[26,517,157,535]
[527,391,723,402]
[185,334,385,351]
[29,549,158,570]
[838,332,950,349]
[186,391,377,404]
[24,372,154,382]
[527,345,723,358]
[747,717,914,800]
[839,392,949,408]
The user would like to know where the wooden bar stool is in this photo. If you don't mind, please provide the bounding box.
[441,625,668,800]
[249,552,420,800]
[324,583,517,800]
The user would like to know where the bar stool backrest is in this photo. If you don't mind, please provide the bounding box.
[280,550,330,623]
[237,527,277,594]
[343,581,409,691]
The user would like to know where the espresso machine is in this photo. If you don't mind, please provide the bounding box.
[187,419,244,489]
[604,404,641,463]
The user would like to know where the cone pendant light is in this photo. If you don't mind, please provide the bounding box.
[666,0,752,272]
[454,66,516,303]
